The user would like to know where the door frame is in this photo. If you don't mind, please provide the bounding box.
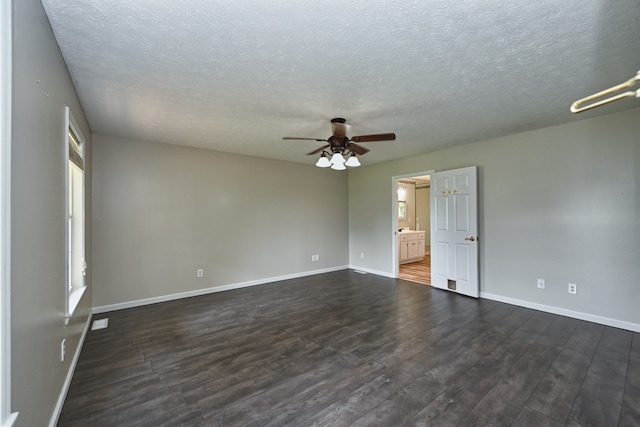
[1,0,15,424]
[391,170,434,278]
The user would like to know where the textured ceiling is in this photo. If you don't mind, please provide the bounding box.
[41,0,640,166]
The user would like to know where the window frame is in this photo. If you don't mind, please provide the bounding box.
[64,106,86,317]
[1,0,17,424]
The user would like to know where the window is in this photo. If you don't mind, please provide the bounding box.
[65,107,86,316]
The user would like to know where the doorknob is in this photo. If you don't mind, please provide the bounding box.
[465,236,477,241]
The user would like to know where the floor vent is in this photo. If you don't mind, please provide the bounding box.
[91,318,109,330]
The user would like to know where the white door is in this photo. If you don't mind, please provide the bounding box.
[430,166,479,298]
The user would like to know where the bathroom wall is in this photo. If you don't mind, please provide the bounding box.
[415,186,430,245]
[397,181,415,230]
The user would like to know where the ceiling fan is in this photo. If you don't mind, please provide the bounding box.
[283,118,396,170]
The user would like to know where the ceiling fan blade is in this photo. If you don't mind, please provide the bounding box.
[306,144,330,155]
[283,137,328,142]
[350,133,396,143]
[346,142,370,155]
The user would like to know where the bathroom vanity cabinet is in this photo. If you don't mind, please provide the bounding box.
[398,230,425,264]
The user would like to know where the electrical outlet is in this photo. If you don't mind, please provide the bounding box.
[196,268,203,278]
[61,339,66,362]
[568,283,577,294]
[311,254,320,261]
[537,278,545,289]
[360,252,365,259]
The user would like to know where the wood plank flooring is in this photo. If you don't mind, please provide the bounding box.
[399,252,430,285]
[58,270,640,426]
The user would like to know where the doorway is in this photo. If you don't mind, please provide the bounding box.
[393,172,432,285]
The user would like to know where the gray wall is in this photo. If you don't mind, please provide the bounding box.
[11,0,92,426]
[349,108,640,328]
[92,134,349,308]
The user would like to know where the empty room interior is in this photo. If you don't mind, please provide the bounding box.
[2,0,640,426]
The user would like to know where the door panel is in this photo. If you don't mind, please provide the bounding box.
[454,195,469,231]
[435,196,448,231]
[430,166,479,298]
[455,244,470,281]
[436,241,448,280]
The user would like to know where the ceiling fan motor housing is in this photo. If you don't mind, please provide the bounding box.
[328,135,350,153]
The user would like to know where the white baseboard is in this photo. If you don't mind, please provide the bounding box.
[93,266,350,314]
[348,265,395,278]
[481,292,640,333]
[1,413,17,427]
[48,312,93,427]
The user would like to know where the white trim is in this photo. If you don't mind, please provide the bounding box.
[93,266,350,314]
[0,414,16,427]
[47,314,92,427]
[67,107,85,148]
[481,292,640,333]
[66,286,87,320]
[94,266,640,334]
[64,106,87,317]
[348,264,395,279]
[391,170,435,279]
[0,0,16,423]
[64,107,70,315]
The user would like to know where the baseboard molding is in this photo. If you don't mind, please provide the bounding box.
[93,265,350,314]
[348,265,395,279]
[1,413,17,427]
[48,311,93,427]
[481,292,640,333]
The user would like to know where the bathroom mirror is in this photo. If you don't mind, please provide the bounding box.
[398,201,407,220]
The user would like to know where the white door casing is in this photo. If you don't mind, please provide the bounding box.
[430,166,479,298]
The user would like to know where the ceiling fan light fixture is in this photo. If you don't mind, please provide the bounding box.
[397,184,407,201]
[315,154,331,168]
[345,155,361,167]
[284,118,395,169]
[330,152,345,165]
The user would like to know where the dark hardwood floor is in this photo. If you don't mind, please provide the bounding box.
[59,270,640,426]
